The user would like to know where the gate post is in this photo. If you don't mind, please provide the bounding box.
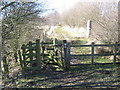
[63,40,69,70]
[67,43,71,69]
[36,39,41,71]
[53,38,57,55]
[113,42,118,64]
[21,44,26,68]
[91,42,94,65]
[29,41,33,63]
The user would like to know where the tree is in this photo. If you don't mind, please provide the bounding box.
[60,2,99,27]
[1,1,46,62]
[1,1,15,10]
[60,2,118,44]
[45,11,60,26]
[91,2,118,44]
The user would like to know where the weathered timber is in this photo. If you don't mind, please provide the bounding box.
[2,56,9,78]
[36,39,41,71]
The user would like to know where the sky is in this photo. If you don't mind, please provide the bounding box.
[47,0,80,13]
[3,0,119,12]
[43,0,119,13]
[1,0,119,14]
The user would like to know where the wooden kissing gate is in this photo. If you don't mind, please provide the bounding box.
[18,39,69,72]
[2,39,120,77]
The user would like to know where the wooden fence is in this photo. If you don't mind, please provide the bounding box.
[19,39,41,71]
[2,39,120,76]
[63,41,120,69]
[19,39,65,72]
[19,39,120,71]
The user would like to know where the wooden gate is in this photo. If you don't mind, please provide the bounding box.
[19,39,65,72]
[19,39,41,72]
[63,41,120,69]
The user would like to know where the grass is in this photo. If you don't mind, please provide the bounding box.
[3,64,120,88]
[54,27,72,40]
[71,38,88,44]
[94,58,113,63]
[70,56,115,64]
[72,47,90,55]
[69,64,119,72]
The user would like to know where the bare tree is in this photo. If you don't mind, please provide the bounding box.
[60,2,118,44]
[45,11,60,26]
[92,2,118,44]
[1,1,46,62]
[61,2,99,27]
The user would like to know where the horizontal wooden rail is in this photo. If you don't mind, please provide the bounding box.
[41,42,53,44]
[94,44,118,47]
[70,44,91,47]
[70,53,120,57]
[70,44,120,47]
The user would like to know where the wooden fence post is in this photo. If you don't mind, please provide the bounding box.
[21,44,26,68]
[60,45,64,68]
[67,43,71,69]
[29,41,33,63]
[53,38,57,55]
[91,42,94,65]
[54,39,59,63]
[36,39,41,71]
[63,40,69,70]
[3,56,9,78]
[18,50,23,69]
[53,38,57,45]
[41,41,44,62]
[113,42,117,64]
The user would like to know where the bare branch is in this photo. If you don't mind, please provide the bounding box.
[1,1,15,11]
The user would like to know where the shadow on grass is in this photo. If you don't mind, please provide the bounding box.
[52,64,120,88]
[4,62,120,88]
[53,80,120,88]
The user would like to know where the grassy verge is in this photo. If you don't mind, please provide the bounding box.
[3,64,120,88]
